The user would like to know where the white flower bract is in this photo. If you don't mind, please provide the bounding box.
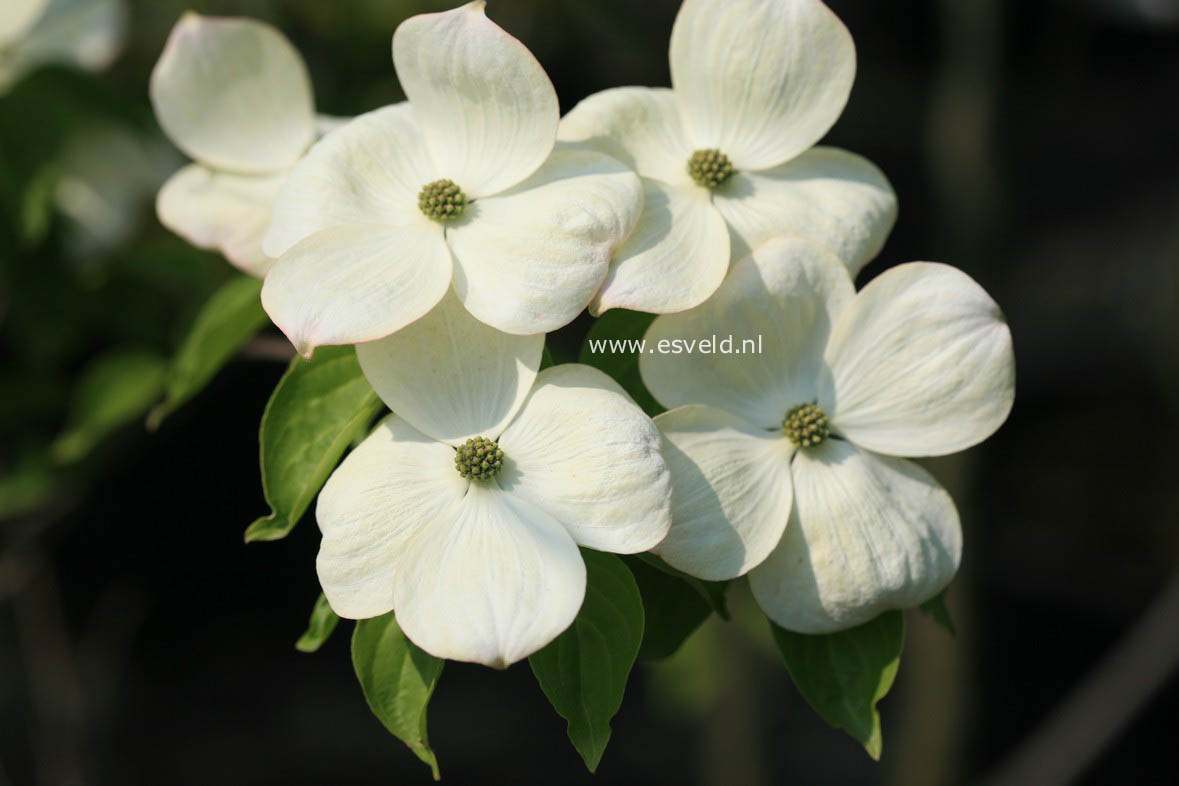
[0,0,126,96]
[260,1,642,357]
[639,236,1016,633]
[316,290,672,667]
[149,13,329,276]
[558,0,898,316]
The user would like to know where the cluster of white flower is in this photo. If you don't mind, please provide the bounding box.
[150,0,1015,668]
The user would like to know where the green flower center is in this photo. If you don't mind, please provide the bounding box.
[783,404,830,448]
[687,149,734,188]
[418,178,466,221]
[454,436,504,481]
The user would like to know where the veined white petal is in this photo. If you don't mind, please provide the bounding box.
[0,0,50,47]
[448,146,641,335]
[156,163,282,277]
[316,415,468,620]
[149,13,314,174]
[712,147,897,276]
[558,87,693,187]
[497,364,672,554]
[356,289,543,446]
[749,439,961,633]
[640,237,853,429]
[589,177,729,316]
[392,0,558,198]
[314,113,349,137]
[653,405,794,580]
[263,103,435,257]
[669,0,855,170]
[392,482,586,668]
[261,222,451,357]
[0,0,126,95]
[819,263,1016,456]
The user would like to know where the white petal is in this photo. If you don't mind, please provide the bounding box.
[749,439,961,633]
[263,103,435,257]
[712,147,897,276]
[356,289,543,445]
[652,405,794,580]
[149,13,315,174]
[316,415,468,620]
[0,0,126,94]
[447,146,641,334]
[156,164,281,277]
[0,0,50,47]
[819,263,1016,456]
[558,87,693,186]
[314,113,349,137]
[392,0,558,198]
[261,222,451,357]
[497,364,671,553]
[669,0,855,170]
[640,237,853,429]
[392,482,585,667]
[590,177,730,315]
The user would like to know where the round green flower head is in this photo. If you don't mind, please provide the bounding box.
[454,436,505,481]
[418,178,466,221]
[783,403,830,448]
[687,149,734,188]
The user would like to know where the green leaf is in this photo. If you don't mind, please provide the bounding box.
[529,550,644,772]
[245,346,383,542]
[295,593,340,653]
[919,590,956,637]
[50,349,168,464]
[623,556,711,660]
[770,611,904,760]
[352,612,444,780]
[578,309,663,417]
[148,275,269,429]
[632,552,730,620]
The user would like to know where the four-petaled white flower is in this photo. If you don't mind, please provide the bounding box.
[150,13,336,276]
[639,237,1015,633]
[259,1,642,357]
[0,0,126,95]
[559,0,897,316]
[317,291,672,667]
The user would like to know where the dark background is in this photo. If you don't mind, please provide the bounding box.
[2,0,1178,784]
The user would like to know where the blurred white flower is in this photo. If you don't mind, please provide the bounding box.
[150,13,338,277]
[0,0,126,94]
[316,291,671,667]
[559,0,897,316]
[53,121,178,258]
[260,1,641,357]
[639,237,1015,633]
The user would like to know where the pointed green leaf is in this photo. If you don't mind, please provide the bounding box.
[623,556,711,660]
[245,346,383,542]
[578,309,663,417]
[919,590,956,637]
[50,349,168,464]
[529,550,644,772]
[771,611,904,760]
[632,552,730,620]
[352,613,444,780]
[148,275,269,429]
[295,593,340,653]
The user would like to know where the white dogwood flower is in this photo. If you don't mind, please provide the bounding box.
[559,0,897,315]
[316,290,671,667]
[0,0,126,95]
[260,1,641,356]
[150,13,334,276]
[639,237,1015,633]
